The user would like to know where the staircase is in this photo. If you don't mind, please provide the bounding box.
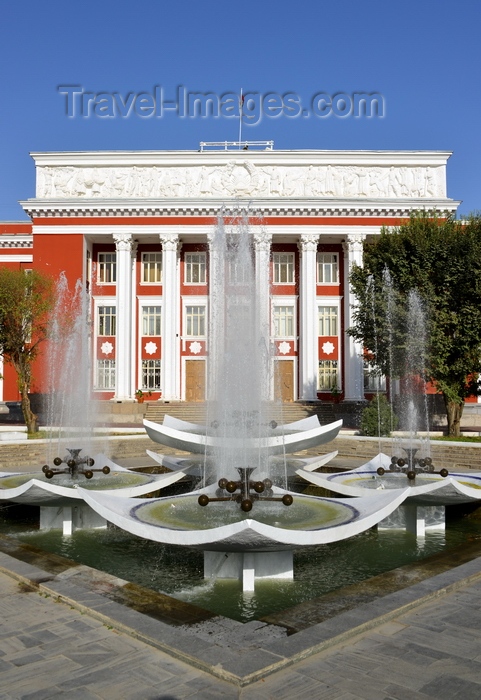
[144,401,337,426]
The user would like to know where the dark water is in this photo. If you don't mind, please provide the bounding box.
[2,503,480,622]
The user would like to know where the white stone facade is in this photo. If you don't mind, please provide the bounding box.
[15,148,458,405]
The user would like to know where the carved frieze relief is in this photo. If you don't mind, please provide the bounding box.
[36,161,446,200]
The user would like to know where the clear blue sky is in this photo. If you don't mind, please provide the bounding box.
[1,0,479,220]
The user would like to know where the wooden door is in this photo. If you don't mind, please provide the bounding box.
[185,360,206,402]
[274,360,294,402]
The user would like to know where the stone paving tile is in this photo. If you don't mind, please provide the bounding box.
[246,668,329,698]
[18,690,66,700]
[429,656,481,682]
[382,684,433,700]
[329,677,388,700]
[44,689,102,700]
[419,674,481,699]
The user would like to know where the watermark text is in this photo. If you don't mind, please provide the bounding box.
[58,86,385,124]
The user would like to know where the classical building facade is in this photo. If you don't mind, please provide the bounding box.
[0,147,458,405]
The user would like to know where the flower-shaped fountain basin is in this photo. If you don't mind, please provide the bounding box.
[79,485,410,551]
[296,453,481,506]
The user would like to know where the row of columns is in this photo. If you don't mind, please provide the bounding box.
[110,231,366,402]
[112,232,180,402]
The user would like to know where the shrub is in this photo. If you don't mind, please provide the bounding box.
[360,394,398,437]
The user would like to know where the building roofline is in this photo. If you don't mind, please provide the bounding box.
[29,150,454,167]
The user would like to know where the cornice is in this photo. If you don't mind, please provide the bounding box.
[20,197,459,219]
[0,235,33,248]
[29,150,453,168]
[31,224,384,237]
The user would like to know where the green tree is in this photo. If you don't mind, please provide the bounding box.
[0,268,54,433]
[348,212,481,437]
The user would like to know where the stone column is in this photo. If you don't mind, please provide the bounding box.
[298,234,319,401]
[343,233,366,401]
[113,233,137,401]
[207,231,223,402]
[160,233,180,400]
[113,233,135,401]
[253,230,272,401]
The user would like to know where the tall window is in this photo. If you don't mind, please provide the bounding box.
[274,306,294,337]
[185,253,206,284]
[318,360,339,390]
[142,306,161,336]
[364,363,386,392]
[98,253,116,283]
[318,306,338,336]
[142,252,162,283]
[98,306,116,336]
[317,253,339,284]
[86,250,91,291]
[96,360,116,389]
[228,259,249,286]
[142,360,161,391]
[273,253,294,284]
[185,305,206,336]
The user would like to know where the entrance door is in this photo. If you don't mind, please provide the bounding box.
[185,360,206,402]
[274,360,294,402]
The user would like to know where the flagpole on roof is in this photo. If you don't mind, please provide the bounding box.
[238,89,243,148]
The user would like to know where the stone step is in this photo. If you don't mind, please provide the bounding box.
[144,402,336,426]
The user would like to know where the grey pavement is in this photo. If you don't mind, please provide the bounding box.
[2,550,481,699]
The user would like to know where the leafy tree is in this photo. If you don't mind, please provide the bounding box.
[348,212,481,437]
[0,268,54,433]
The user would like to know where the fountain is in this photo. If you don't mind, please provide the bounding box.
[2,216,481,621]
[296,279,481,537]
[0,275,192,533]
[80,212,411,591]
[3,216,481,599]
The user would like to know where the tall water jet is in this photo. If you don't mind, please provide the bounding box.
[44,273,106,462]
[206,211,273,483]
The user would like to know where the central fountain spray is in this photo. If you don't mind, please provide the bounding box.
[206,211,273,483]
[80,210,411,591]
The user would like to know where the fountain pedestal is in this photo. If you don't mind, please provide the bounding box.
[204,550,294,592]
[378,504,446,537]
[40,505,107,535]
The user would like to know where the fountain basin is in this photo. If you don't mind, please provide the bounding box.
[0,453,190,507]
[296,453,481,506]
[143,415,343,455]
[79,485,410,552]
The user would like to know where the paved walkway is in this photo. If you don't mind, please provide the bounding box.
[1,552,481,699]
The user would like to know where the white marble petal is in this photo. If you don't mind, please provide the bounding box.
[296,453,481,506]
[0,452,188,507]
[78,485,410,551]
[144,416,343,455]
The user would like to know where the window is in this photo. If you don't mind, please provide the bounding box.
[318,306,338,336]
[142,252,162,283]
[273,253,294,284]
[98,253,116,283]
[142,306,161,336]
[274,306,294,337]
[318,360,339,390]
[228,259,249,286]
[142,360,161,391]
[96,360,116,390]
[98,306,116,336]
[364,363,386,392]
[185,253,206,284]
[86,250,91,291]
[317,253,339,284]
[185,305,206,336]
